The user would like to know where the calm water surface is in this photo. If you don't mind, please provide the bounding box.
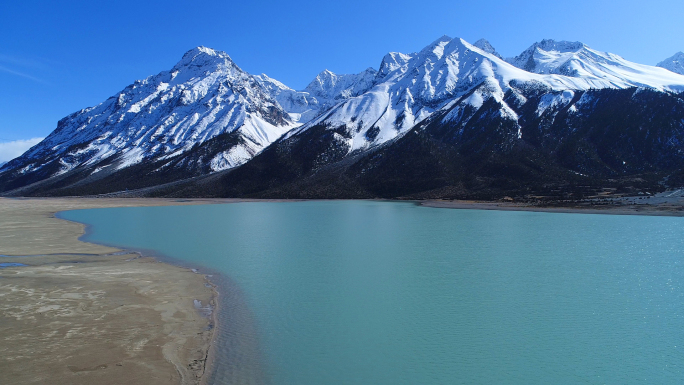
[61,201,684,384]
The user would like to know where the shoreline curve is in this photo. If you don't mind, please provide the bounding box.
[0,197,223,385]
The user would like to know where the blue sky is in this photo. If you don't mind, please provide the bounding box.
[1,0,683,159]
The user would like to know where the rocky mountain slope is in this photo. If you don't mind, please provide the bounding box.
[0,47,299,192]
[658,52,684,75]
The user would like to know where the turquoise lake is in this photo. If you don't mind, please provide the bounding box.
[60,201,684,384]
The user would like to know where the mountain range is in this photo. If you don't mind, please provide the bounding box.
[2,37,684,200]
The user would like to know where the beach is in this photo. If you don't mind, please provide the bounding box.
[0,197,221,385]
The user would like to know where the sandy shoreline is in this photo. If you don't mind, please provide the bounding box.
[0,197,227,385]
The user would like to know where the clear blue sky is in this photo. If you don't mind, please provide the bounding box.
[1,0,683,147]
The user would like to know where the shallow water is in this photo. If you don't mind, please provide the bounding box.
[61,201,684,384]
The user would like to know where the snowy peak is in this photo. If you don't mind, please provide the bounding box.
[506,39,586,73]
[506,39,684,91]
[255,73,321,123]
[473,39,502,59]
[255,73,290,91]
[419,35,453,58]
[377,52,412,79]
[370,35,583,101]
[304,67,377,105]
[6,46,299,179]
[432,35,453,44]
[658,52,684,75]
[179,46,230,61]
[301,36,536,152]
[172,46,237,72]
[376,36,454,80]
[305,69,341,93]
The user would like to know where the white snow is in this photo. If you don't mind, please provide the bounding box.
[536,90,575,116]
[54,158,76,176]
[116,148,145,170]
[210,145,253,171]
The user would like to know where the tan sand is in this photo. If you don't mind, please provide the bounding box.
[0,197,223,385]
[0,197,225,256]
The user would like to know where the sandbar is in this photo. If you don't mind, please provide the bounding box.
[0,197,223,385]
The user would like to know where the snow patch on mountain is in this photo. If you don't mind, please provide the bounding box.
[536,90,575,116]
[210,145,254,171]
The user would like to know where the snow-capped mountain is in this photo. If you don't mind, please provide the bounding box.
[3,35,684,198]
[303,68,378,109]
[254,74,321,124]
[0,47,297,187]
[288,35,684,155]
[0,46,386,195]
[188,37,684,199]
[253,67,378,124]
[658,52,684,75]
[506,39,684,91]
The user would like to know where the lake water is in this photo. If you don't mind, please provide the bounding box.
[60,201,684,384]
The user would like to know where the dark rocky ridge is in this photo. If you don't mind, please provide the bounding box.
[160,87,684,201]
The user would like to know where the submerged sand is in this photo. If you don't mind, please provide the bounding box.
[0,197,222,385]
